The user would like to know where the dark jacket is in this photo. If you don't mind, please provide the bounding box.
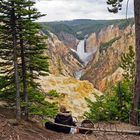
[45,111,76,133]
[55,111,76,126]
[54,111,76,133]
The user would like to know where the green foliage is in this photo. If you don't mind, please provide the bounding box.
[99,36,121,53]
[48,90,60,98]
[85,46,135,123]
[120,46,135,83]
[0,84,59,118]
[41,22,76,38]
[27,88,58,118]
[0,0,52,119]
[85,81,133,122]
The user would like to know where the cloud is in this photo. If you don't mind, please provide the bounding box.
[35,0,134,22]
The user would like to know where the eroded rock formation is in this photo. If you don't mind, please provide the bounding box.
[82,25,135,91]
[38,74,102,119]
[57,31,79,50]
[46,32,83,77]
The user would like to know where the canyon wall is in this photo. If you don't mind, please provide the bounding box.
[46,32,83,77]
[82,25,135,91]
[42,20,135,92]
[57,31,79,50]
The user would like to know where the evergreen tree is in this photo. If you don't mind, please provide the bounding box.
[120,46,135,84]
[107,0,123,13]
[0,0,21,120]
[107,0,140,125]
[17,0,49,120]
[0,0,50,120]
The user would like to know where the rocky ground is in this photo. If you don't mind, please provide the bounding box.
[0,107,140,140]
[37,74,102,119]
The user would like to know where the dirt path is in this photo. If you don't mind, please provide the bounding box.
[0,107,140,140]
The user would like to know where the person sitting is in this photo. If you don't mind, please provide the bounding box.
[45,106,78,134]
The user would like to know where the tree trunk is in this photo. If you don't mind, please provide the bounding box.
[130,0,140,125]
[11,2,21,121]
[19,27,28,120]
[28,4,34,85]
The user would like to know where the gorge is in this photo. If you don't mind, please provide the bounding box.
[0,18,135,119]
[38,18,135,117]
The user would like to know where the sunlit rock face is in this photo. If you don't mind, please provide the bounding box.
[97,25,120,44]
[38,74,102,119]
[98,67,124,91]
[86,25,121,53]
[86,33,98,53]
[45,32,83,77]
[82,25,135,91]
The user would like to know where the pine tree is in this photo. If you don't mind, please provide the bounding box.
[107,0,123,13]
[120,46,135,84]
[107,0,140,125]
[21,1,49,119]
[0,0,49,120]
[0,0,21,120]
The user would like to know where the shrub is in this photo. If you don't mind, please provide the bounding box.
[99,36,121,53]
[84,45,135,123]
[0,85,59,118]
[48,90,60,97]
[85,81,133,123]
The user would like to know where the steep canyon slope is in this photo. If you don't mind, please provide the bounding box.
[42,19,135,91]
[40,32,101,118]
[46,32,83,77]
[82,24,135,91]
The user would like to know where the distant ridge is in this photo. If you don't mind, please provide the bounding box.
[40,18,134,39]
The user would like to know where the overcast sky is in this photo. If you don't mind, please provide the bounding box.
[35,0,134,22]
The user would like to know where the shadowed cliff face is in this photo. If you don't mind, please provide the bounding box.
[82,25,135,91]
[57,31,79,50]
[45,32,83,77]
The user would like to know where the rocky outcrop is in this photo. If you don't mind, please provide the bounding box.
[86,25,121,53]
[86,33,98,52]
[38,74,102,119]
[98,67,124,91]
[57,31,79,50]
[46,32,83,77]
[82,25,135,91]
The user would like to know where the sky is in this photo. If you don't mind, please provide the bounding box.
[35,0,134,22]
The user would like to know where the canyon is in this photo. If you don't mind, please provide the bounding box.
[82,24,135,91]
[45,32,83,77]
[41,32,100,118]
[39,19,135,117]
[44,19,135,91]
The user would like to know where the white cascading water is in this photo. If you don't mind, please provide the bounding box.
[76,40,92,64]
[74,40,94,79]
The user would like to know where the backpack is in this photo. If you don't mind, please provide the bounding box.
[79,119,94,134]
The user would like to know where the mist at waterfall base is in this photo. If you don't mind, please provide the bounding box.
[72,40,96,79]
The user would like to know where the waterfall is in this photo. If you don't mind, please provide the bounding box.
[74,39,93,79]
[76,40,92,64]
